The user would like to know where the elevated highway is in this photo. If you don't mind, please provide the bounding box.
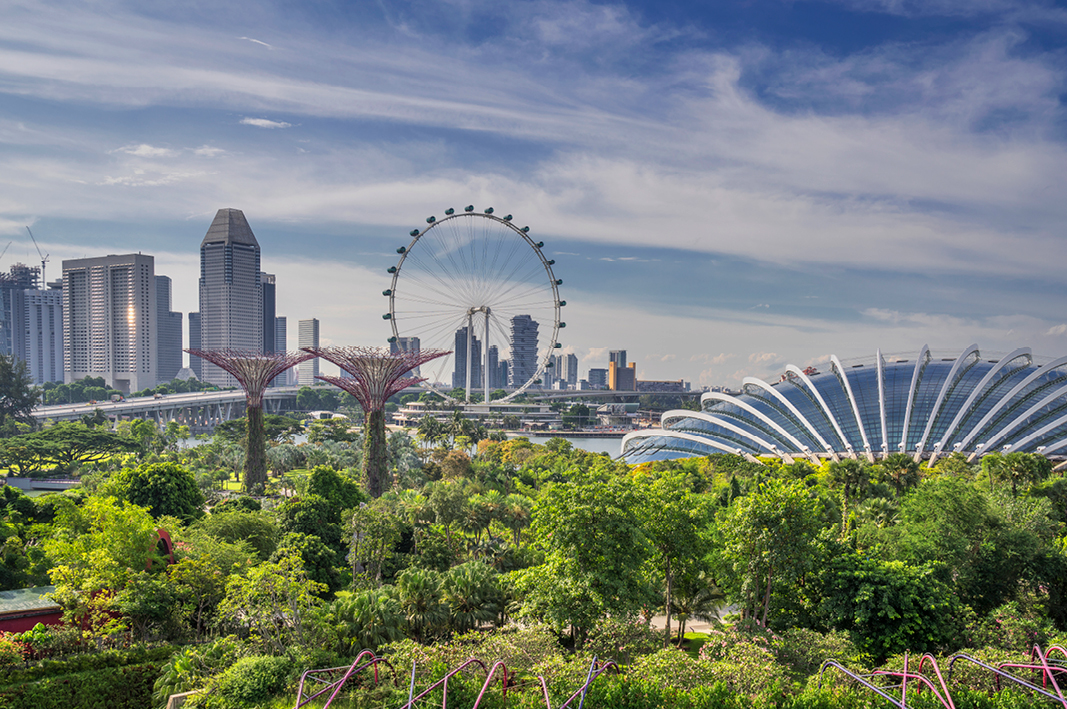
[32,386,304,430]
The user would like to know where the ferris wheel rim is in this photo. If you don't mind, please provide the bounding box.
[386,210,562,404]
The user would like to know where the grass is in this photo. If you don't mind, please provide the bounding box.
[682,632,712,658]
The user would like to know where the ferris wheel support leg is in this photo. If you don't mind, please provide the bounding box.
[484,310,490,405]
[466,312,473,404]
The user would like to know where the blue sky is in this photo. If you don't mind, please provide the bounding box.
[2,0,1067,387]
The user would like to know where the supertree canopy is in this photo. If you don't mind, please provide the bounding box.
[186,348,314,494]
[305,346,449,497]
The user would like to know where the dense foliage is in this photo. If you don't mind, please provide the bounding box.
[1,396,1065,708]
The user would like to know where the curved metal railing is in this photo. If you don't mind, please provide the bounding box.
[293,649,396,709]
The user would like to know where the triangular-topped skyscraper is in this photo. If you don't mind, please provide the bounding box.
[198,208,263,386]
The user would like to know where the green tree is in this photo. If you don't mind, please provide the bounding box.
[198,510,278,560]
[348,499,404,585]
[112,461,205,522]
[45,496,163,634]
[0,353,39,435]
[715,478,822,627]
[442,559,501,633]
[395,567,447,642]
[515,469,652,646]
[217,550,327,655]
[635,467,711,647]
[330,587,405,653]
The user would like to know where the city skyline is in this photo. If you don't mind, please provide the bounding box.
[2,1,1066,387]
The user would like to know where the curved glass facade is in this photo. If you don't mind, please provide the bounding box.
[622,345,1067,466]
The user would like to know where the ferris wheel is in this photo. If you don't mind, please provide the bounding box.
[383,206,565,403]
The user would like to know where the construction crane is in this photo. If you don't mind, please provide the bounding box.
[25,227,49,289]
[0,241,10,263]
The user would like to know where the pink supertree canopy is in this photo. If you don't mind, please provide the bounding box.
[185,349,315,406]
[302,346,450,410]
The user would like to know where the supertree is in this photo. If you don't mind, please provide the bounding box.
[185,348,315,495]
[304,346,449,498]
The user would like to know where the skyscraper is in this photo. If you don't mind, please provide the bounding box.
[390,336,421,377]
[298,318,319,386]
[452,327,482,390]
[155,275,183,384]
[508,315,538,388]
[563,353,579,386]
[487,345,500,389]
[24,285,63,385]
[609,350,627,369]
[1,263,40,361]
[261,273,276,353]
[199,208,263,386]
[188,312,201,379]
[62,253,157,394]
[271,315,287,386]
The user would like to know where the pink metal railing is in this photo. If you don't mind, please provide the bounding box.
[399,658,489,709]
[293,649,396,709]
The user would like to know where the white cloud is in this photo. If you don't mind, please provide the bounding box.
[192,145,226,157]
[115,144,177,157]
[239,37,274,49]
[1047,324,1067,336]
[240,118,292,129]
[748,352,782,365]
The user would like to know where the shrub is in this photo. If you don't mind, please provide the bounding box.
[208,655,290,708]
[0,633,25,668]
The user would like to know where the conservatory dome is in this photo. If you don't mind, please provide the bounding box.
[622,344,1067,467]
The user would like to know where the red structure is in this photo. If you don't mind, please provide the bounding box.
[185,348,314,494]
[304,346,448,497]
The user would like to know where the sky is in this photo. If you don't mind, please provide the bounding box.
[2,0,1066,388]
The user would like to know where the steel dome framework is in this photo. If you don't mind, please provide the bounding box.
[622,344,1067,467]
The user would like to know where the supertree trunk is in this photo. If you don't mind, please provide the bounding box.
[363,409,389,498]
[184,348,314,497]
[245,404,267,494]
[307,346,450,499]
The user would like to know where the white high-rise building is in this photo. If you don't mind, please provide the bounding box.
[62,253,157,394]
[199,208,262,387]
[298,318,319,386]
[24,287,63,385]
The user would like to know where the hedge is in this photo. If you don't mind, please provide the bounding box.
[0,660,166,709]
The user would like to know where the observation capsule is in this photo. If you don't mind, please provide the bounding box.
[546,259,555,265]
[426,216,436,223]
[554,279,563,285]
[558,300,566,306]
[397,246,407,254]
[445,208,455,215]
[409,229,419,236]
[536,241,545,248]
[388,336,397,343]
[464,205,475,212]
[521,226,530,233]
[559,322,567,328]
[382,289,392,296]
[382,313,392,320]
[553,343,562,349]
[484,207,494,214]
[503,214,513,221]
[387,266,397,274]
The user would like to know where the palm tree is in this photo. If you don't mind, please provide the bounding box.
[670,574,726,646]
[879,452,921,497]
[441,560,500,634]
[330,588,406,653]
[501,494,532,544]
[395,568,447,642]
